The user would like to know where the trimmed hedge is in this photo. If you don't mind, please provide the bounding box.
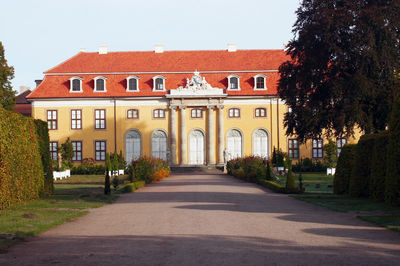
[118,180,146,193]
[34,119,54,195]
[370,131,388,201]
[334,144,356,194]
[0,109,44,209]
[349,134,375,197]
[257,178,285,193]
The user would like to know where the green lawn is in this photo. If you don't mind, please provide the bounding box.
[0,184,118,250]
[276,172,334,193]
[54,174,129,184]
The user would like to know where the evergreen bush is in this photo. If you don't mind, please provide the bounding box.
[333,144,356,194]
[370,131,388,201]
[324,139,337,168]
[386,96,400,206]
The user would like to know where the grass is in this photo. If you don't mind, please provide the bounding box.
[276,172,334,193]
[54,174,129,184]
[358,216,400,232]
[0,184,118,250]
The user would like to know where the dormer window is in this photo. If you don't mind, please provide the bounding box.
[254,74,267,90]
[227,75,240,90]
[126,76,139,91]
[152,75,166,91]
[94,76,107,92]
[70,77,83,92]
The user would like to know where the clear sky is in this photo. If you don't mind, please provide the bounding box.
[1,0,300,92]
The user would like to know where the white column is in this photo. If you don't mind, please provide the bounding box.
[207,106,216,165]
[180,106,187,165]
[169,106,177,165]
[218,105,224,164]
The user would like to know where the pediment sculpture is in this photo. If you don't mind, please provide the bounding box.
[169,71,225,96]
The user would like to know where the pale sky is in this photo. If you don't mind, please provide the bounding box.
[1,0,300,92]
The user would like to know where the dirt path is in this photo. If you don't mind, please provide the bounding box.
[1,174,400,265]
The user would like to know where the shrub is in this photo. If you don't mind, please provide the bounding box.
[118,180,146,193]
[227,156,269,181]
[349,134,375,197]
[34,119,53,195]
[370,131,389,201]
[324,139,337,168]
[334,144,356,194]
[285,157,296,190]
[71,164,105,175]
[257,178,285,193]
[0,109,44,209]
[59,138,74,169]
[386,96,400,206]
[292,157,326,172]
[131,156,170,184]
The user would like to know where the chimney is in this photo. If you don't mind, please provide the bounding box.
[80,48,86,52]
[35,80,42,88]
[99,46,108,54]
[154,44,164,53]
[227,43,237,52]
[19,86,31,94]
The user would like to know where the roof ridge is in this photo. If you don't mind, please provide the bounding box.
[79,48,284,54]
[44,52,84,74]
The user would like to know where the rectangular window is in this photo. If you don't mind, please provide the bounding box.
[129,78,137,91]
[95,109,106,129]
[127,109,139,119]
[49,141,58,161]
[153,109,166,118]
[95,140,106,161]
[72,141,82,161]
[228,108,240,118]
[191,108,203,118]
[255,108,267,117]
[337,138,347,156]
[288,139,299,159]
[312,139,323,158]
[71,109,82,129]
[47,110,57,130]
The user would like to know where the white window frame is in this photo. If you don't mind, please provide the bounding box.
[253,74,267,90]
[126,75,140,92]
[227,74,241,91]
[152,75,166,91]
[94,76,107,92]
[69,76,83,93]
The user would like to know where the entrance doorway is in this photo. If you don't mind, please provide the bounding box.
[189,130,205,165]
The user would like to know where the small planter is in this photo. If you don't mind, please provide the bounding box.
[327,168,336,175]
[53,169,70,180]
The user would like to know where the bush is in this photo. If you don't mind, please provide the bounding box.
[59,138,74,169]
[131,156,170,184]
[257,178,285,193]
[227,156,269,181]
[386,96,400,206]
[334,144,356,194]
[370,131,388,201]
[324,139,337,168]
[71,163,105,175]
[285,157,295,190]
[34,119,53,195]
[118,180,146,193]
[0,109,44,209]
[292,157,326,172]
[349,134,375,197]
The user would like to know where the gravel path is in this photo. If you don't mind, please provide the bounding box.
[1,174,400,265]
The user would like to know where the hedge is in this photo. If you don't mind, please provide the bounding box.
[257,178,285,193]
[370,131,388,201]
[130,156,170,184]
[386,96,400,206]
[0,108,44,209]
[118,180,146,193]
[34,119,54,195]
[334,144,356,194]
[349,134,375,197]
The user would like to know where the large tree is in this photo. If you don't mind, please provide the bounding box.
[0,41,15,111]
[278,0,400,142]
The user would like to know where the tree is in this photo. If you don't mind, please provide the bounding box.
[0,42,15,111]
[59,138,74,169]
[324,139,337,168]
[278,0,400,142]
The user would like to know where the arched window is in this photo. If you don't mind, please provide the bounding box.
[125,130,141,164]
[126,76,139,91]
[94,76,107,92]
[226,129,242,160]
[152,130,168,160]
[153,75,166,91]
[70,77,82,92]
[227,75,240,90]
[254,74,267,90]
[253,129,269,158]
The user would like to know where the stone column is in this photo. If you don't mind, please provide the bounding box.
[218,105,224,164]
[180,106,187,165]
[169,106,177,165]
[207,106,216,165]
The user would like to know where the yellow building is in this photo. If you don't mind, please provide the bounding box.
[27,45,359,166]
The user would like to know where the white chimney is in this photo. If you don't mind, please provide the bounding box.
[154,44,164,53]
[80,48,86,52]
[99,46,108,54]
[227,43,237,52]
[19,86,31,94]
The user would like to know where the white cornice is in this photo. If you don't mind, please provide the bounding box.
[44,70,279,76]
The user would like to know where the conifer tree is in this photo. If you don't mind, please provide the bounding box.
[0,42,15,111]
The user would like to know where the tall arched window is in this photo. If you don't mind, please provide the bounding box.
[125,130,141,164]
[226,129,242,160]
[152,130,168,160]
[253,129,269,158]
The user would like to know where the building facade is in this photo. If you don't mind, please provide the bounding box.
[27,45,359,166]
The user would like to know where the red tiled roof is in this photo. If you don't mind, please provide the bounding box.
[28,49,288,99]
